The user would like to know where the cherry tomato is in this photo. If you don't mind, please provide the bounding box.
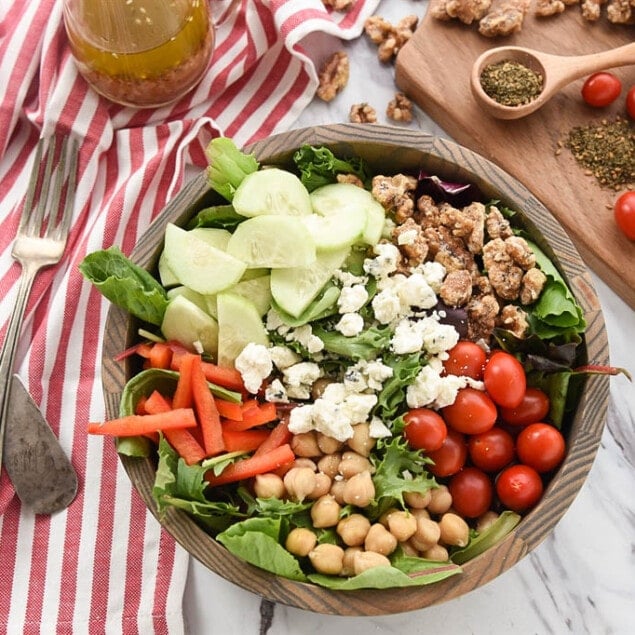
[516,423,566,473]
[426,428,467,478]
[627,85,635,120]
[449,467,493,518]
[483,351,526,409]
[499,387,550,426]
[468,427,515,473]
[404,408,447,452]
[441,387,498,435]
[614,191,635,241]
[581,72,622,108]
[442,341,487,380]
[496,464,543,512]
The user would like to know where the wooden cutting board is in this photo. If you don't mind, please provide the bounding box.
[395,8,635,309]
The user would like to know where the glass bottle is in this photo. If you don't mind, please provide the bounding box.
[63,0,214,108]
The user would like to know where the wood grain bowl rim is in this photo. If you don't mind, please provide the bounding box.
[101,124,609,615]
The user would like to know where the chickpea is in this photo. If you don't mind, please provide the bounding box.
[378,507,400,528]
[338,451,373,479]
[308,543,344,575]
[308,472,332,500]
[253,473,285,499]
[427,485,452,515]
[353,550,391,575]
[347,422,375,457]
[329,477,346,504]
[317,433,343,455]
[341,546,363,576]
[399,540,419,557]
[311,377,334,400]
[410,507,430,522]
[285,527,317,557]
[283,466,316,502]
[337,514,371,546]
[317,453,341,479]
[292,457,317,471]
[364,523,398,556]
[476,510,499,533]
[404,489,432,509]
[387,510,417,542]
[422,544,449,562]
[438,512,470,547]
[291,431,321,457]
[311,494,341,528]
[410,516,441,551]
[342,470,375,507]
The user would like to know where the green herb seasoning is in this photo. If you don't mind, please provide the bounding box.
[565,117,635,189]
[479,60,544,107]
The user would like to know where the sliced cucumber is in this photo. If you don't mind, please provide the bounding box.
[231,274,272,316]
[166,286,211,314]
[362,197,386,246]
[270,247,349,318]
[232,168,312,217]
[161,294,219,357]
[216,292,269,368]
[158,252,180,288]
[189,227,232,251]
[163,223,246,295]
[226,215,316,268]
[306,183,371,251]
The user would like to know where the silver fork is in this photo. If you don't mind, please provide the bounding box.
[0,135,79,490]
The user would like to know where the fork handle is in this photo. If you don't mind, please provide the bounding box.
[0,261,40,471]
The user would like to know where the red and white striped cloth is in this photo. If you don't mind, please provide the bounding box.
[0,1,380,632]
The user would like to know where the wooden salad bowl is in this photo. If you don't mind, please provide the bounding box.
[101,124,609,615]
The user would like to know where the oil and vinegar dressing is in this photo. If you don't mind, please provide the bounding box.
[64,0,213,107]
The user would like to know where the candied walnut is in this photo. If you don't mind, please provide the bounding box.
[364,15,418,63]
[505,235,535,269]
[581,0,605,20]
[433,226,479,275]
[483,238,523,300]
[415,195,442,229]
[322,0,354,11]
[350,103,377,123]
[485,206,513,240]
[439,201,485,255]
[472,274,493,296]
[498,305,529,338]
[316,51,349,102]
[440,269,473,307]
[430,0,453,19]
[520,267,547,305]
[336,173,364,187]
[478,0,530,37]
[446,0,493,23]
[372,174,418,223]
[535,0,566,14]
[387,92,413,123]
[607,0,633,22]
[393,217,428,266]
[467,294,500,342]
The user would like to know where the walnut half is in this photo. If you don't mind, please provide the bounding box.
[316,51,349,102]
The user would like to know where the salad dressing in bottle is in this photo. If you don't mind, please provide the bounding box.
[63,0,214,108]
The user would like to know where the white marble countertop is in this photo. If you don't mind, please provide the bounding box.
[182,2,635,633]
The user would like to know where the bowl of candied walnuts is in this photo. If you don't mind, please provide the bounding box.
[95,124,609,614]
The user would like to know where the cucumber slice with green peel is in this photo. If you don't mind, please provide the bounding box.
[166,286,211,314]
[231,275,272,316]
[232,168,312,217]
[161,295,219,357]
[306,183,372,251]
[158,252,180,288]
[163,223,247,295]
[270,247,349,318]
[240,267,270,281]
[226,215,316,268]
[189,227,232,251]
[361,197,386,245]
[216,292,269,368]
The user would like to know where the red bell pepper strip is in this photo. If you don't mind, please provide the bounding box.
[222,401,278,432]
[222,428,270,453]
[205,443,295,487]
[191,355,225,456]
[148,342,173,369]
[214,399,244,421]
[172,352,196,409]
[87,408,197,436]
[253,420,291,457]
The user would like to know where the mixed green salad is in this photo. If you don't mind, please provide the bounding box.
[81,137,595,591]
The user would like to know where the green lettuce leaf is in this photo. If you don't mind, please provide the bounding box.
[186,204,247,230]
[374,353,425,420]
[312,323,393,361]
[79,246,168,326]
[293,145,371,192]
[205,137,259,202]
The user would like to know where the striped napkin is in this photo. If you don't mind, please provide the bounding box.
[0,1,380,631]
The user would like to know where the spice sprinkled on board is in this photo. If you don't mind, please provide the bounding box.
[479,60,543,107]
[565,117,635,190]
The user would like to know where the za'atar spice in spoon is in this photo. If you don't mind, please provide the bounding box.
[479,60,544,107]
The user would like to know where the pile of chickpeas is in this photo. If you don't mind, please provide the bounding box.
[251,422,502,577]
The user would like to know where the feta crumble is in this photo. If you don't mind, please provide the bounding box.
[335,312,364,337]
[235,343,273,394]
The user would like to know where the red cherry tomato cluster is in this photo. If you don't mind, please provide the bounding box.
[404,342,567,518]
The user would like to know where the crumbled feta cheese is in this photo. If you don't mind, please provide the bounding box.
[363,243,400,278]
[269,345,300,370]
[342,393,377,423]
[264,378,288,403]
[322,382,347,403]
[372,289,402,324]
[343,368,367,393]
[286,324,324,353]
[418,261,446,293]
[335,312,364,337]
[288,404,314,434]
[406,364,484,410]
[265,308,289,334]
[234,343,273,394]
[363,360,394,390]
[338,284,369,313]
[283,361,322,388]
[369,415,392,438]
[333,269,368,287]
[398,272,437,310]
[391,316,459,356]
[392,318,425,354]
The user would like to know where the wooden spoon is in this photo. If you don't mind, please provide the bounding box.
[471,42,635,120]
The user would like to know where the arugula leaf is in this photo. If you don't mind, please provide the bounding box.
[293,145,371,192]
[205,137,259,202]
[79,246,168,326]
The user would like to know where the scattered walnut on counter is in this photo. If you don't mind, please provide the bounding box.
[386,92,413,123]
[321,0,354,11]
[607,0,634,23]
[316,51,349,102]
[446,0,493,24]
[534,0,566,16]
[478,0,530,37]
[429,0,453,20]
[364,15,418,63]
[349,103,377,123]
[580,0,604,20]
